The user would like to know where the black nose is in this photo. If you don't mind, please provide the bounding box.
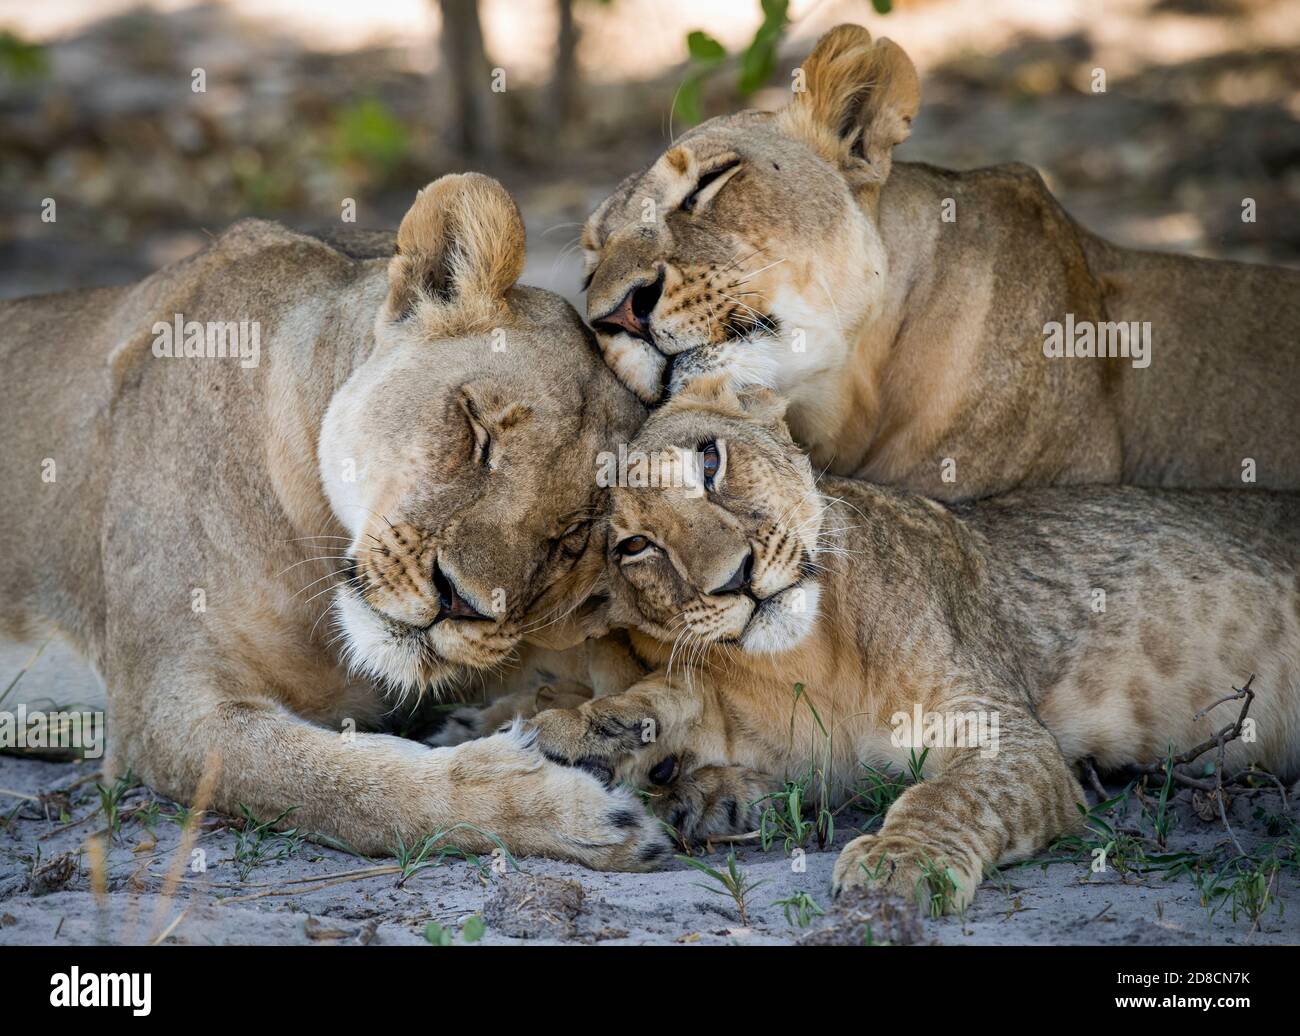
[712,550,754,596]
[630,273,663,322]
[594,271,664,344]
[432,562,490,622]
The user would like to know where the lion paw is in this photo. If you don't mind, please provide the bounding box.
[528,697,659,784]
[464,725,673,872]
[831,833,978,915]
[649,763,776,846]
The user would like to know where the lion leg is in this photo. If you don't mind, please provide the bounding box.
[117,674,671,870]
[833,708,1084,914]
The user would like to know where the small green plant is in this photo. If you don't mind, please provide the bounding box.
[757,776,815,853]
[2,797,25,833]
[232,806,304,881]
[855,763,907,825]
[1146,745,1178,847]
[758,684,839,853]
[424,915,486,945]
[392,824,512,885]
[905,747,930,784]
[862,922,890,946]
[1196,854,1285,928]
[95,770,137,839]
[771,890,824,927]
[134,799,161,834]
[679,851,766,925]
[915,854,962,918]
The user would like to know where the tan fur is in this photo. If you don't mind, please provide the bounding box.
[530,383,1300,910]
[0,175,671,868]
[582,24,1300,500]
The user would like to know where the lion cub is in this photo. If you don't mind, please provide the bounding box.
[531,378,1300,910]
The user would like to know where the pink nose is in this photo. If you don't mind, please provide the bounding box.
[594,274,663,343]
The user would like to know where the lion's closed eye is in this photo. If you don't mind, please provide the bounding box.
[681,159,742,213]
[555,519,592,559]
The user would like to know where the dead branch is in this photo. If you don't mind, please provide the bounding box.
[1130,676,1264,856]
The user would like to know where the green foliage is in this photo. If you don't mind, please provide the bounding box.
[675,0,890,124]
[915,853,962,918]
[1146,743,1178,847]
[738,0,790,95]
[854,763,907,826]
[232,805,304,881]
[331,97,409,179]
[757,775,820,853]
[0,31,49,82]
[679,850,766,924]
[771,889,824,927]
[392,823,514,884]
[425,915,487,945]
[95,770,138,840]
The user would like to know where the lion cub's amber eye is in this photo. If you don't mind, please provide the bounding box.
[700,441,721,488]
[616,535,652,558]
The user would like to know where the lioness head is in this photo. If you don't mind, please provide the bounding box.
[582,24,918,405]
[605,377,824,655]
[320,174,643,694]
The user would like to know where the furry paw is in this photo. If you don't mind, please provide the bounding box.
[831,832,978,915]
[649,763,776,845]
[528,697,660,783]
[460,724,673,872]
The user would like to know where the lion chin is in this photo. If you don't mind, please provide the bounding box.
[333,590,463,701]
[738,582,821,655]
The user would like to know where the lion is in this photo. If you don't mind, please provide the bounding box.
[581,23,1300,501]
[0,173,671,868]
[528,378,1300,910]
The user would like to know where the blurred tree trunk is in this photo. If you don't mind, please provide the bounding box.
[551,0,580,132]
[438,0,499,161]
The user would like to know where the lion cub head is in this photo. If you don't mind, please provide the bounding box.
[605,376,825,655]
[582,24,918,405]
[320,174,643,694]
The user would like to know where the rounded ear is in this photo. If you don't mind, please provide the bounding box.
[735,385,789,426]
[386,173,526,322]
[672,376,790,429]
[781,25,920,193]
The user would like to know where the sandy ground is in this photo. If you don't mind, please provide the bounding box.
[2,642,1296,947]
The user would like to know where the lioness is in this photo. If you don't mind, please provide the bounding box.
[0,173,669,867]
[530,378,1300,909]
[582,24,1300,500]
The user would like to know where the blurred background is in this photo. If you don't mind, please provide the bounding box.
[2,0,1298,307]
